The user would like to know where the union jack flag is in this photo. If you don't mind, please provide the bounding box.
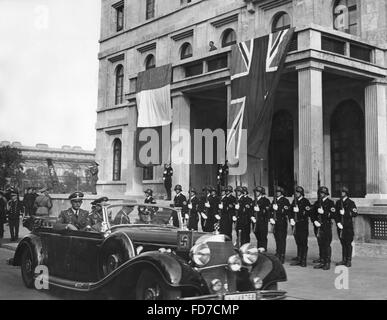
[227,29,295,162]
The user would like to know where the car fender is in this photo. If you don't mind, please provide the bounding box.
[13,234,44,267]
[251,253,287,289]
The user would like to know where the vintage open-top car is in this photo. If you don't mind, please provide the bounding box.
[12,203,287,300]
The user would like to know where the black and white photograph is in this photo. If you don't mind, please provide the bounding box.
[0,0,387,306]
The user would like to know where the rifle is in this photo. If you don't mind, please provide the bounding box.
[317,171,322,238]
[253,174,258,233]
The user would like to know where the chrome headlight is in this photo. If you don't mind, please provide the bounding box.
[190,243,211,267]
[240,243,259,265]
[228,254,242,272]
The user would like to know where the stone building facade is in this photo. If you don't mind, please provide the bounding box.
[96,0,387,202]
[0,141,96,193]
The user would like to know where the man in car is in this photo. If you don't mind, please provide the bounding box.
[89,196,109,232]
[55,192,91,231]
[144,189,156,204]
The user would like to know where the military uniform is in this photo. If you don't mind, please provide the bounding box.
[198,187,210,231]
[56,192,91,231]
[7,194,24,241]
[163,165,173,201]
[173,185,187,228]
[187,190,200,231]
[289,187,311,267]
[219,187,236,240]
[89,196,109,232]
[311,187,336,270]
[270,187,291,263]
[0,192,7,238]
[252,187,271,252]
[203,190,219,233]
[335,189,358,267]
[235,187,252,246]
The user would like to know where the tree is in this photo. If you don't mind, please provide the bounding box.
[0,146,24,189]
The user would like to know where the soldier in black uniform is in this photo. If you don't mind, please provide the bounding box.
[198,186,210,231]
[173,185,187,228]
[270,186,290,264]
[335,187,358,268]
[6,189,24,241]
[144,189,156,204]
[187,188,200,231]
[163,164,173,201]
[89,196,109,232]
[217,161,229,188]
[219,186,236,240]
[234,186,252,246]
[0,190,7,239]
[56,192,91,231]
[289,186,312,267]
[251,186,271,252]
[203,187,219,233]
[311,187,336,270]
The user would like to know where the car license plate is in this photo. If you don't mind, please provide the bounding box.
[224,292,257,300]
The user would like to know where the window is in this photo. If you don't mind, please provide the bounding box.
[113,139,122,181]
[207,54,228,72]
[115,65,124,105]
[145,54,156,70]
[221,29,237,48]
[180,42,193,60]
[143,167,154,181]
[115,3,124,32]
[350,43,372,62]
[272,12,291,33]
[333,0,358,35]
[184,62,203,77]
[322,35,346,55]
[146,0,155,20]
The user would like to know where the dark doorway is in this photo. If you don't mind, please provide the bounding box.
[330,100,366,197]
[269,110,294,196]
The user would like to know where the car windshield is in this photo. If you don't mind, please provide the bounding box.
[106,205,180,228]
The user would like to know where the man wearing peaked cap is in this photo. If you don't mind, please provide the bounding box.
[219,185,236,240]
[187,188,200,231]
[172,185,187,228]
[252,186,271,252]
[144,189,156,204]
[56,192,91,231]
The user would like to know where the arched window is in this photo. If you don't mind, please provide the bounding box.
[145,54,156,70]
[113,139,122,181]
[333,0,358,35]
[180,42,193,60]
[221,29,237,48]
[272,12,291,33]
[115,65,124,105]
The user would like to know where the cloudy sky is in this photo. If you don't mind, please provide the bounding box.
[0,0,101,150]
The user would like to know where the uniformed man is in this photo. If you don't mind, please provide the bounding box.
[0,190,7,239]
[187,188,200,231]
[311,187,336,270]
[144,189,156,204]
[56,192,91,231]
[289,186,312,267]
[203,187,219,233]
[198,186,210,231]
[219,186,236,240]
[252,186,271,252]
[173,185,187,228]
[335,187,358,268]
[270,186,290,264]
[217,161,229,188]
[6,189,24,241]
[89,196,109,232]
[163,164,173,201]
[234,186,252,246]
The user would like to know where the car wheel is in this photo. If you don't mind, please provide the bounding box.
[135,268,181,300]
[21,248,36,289]
[102,252,123,276]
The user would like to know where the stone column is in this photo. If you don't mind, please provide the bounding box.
[171,92,191,193]
[365,81,387,198]
[297,67,324,197]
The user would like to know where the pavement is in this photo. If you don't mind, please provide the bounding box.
[1,224,387,300]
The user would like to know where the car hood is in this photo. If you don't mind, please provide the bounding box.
[111,225,207,248]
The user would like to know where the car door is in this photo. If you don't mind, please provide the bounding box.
[66,230,104,282]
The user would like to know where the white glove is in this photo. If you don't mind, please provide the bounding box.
[340,209,345,216]
[219,169,223,173]
[201,213,208,220]
[314,221,321,228]
[188,204,193,209]
[163,177,165,181]
[290,219,296,226]
[163,171,167,174]
[184,214,189,220]
[218,204,223,209]
[337,222,344,230]
[270,218,276,225]
[293,206,299,213]
[254,206,260,212]
[318,208,324,214]
[205,202,210,208]
[235,204,240,210]
[273,204,278,211]
[251,217,257,224]
[215,215,221,220]
[232,216,237,222]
